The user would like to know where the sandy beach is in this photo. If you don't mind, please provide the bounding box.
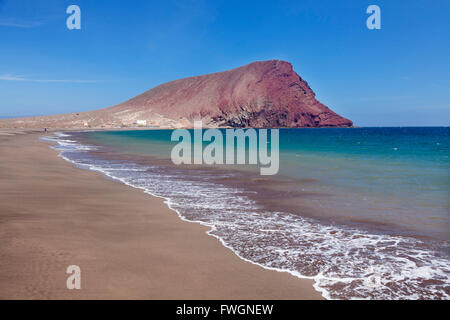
[0,130,322,299]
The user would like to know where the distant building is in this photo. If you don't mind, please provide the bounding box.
[136,120,147,126]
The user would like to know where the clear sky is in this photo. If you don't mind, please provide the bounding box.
[0,0,449,126]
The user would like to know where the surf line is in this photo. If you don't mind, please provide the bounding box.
[170,121,279,175]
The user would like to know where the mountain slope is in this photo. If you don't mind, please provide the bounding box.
[0,60,352,129]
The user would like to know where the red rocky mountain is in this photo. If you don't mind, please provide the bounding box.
[0,60,352,129]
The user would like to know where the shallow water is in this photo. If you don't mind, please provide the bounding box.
[42,128,450,299]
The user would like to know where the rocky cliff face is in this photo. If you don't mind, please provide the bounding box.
[0,60,352,129]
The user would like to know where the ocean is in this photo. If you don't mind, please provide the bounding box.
[43,127,450,299]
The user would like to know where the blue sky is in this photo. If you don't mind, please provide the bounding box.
[0,0,449,126]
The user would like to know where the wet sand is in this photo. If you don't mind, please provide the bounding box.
[0,130,322,299]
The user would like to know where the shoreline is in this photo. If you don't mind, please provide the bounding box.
[0,130,322,299]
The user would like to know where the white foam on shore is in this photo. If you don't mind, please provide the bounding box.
[42,133,450,300]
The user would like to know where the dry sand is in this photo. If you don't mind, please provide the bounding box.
[0,130,322,299]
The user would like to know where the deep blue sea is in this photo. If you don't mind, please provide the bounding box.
[43,127,450,299]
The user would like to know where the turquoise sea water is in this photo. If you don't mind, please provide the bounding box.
[44,127,450,299]
[83,127,450,239]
